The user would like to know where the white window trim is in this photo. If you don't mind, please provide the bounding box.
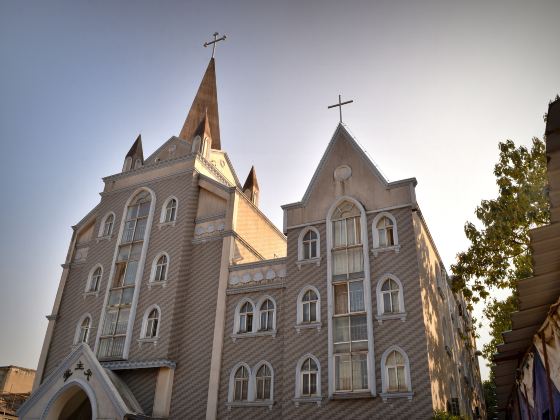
[375,274,406,323]
[253,360,274,403]
[97,212,116,239]
[296,226,321,269]
[371,211,400,256]
[325,196,376,397]
[149,252,170,288]
[159,196,179,225]
[73,313,93,345]
[294,354,322,405]
[295,286,321,333]
[84,264,103,295]
[255,295,277,333]
[227,361,274,409]
[233,298,256,335]
[380,345,413,402]
[139,304,161,343]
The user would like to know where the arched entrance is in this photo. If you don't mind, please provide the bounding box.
[46,383,94,420]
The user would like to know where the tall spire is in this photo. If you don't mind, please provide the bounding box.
[122,134,144,172]
[242,166,260,206]
[179,58,221,150]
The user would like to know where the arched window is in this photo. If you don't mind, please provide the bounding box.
[123,156,132,172]
[302,229,318,260]
[88,266,102,292]
[380,346,412,399]
[331,201,363,276]
[162,197,178,223]
[381,279,400,313]
[233,366,249,401]
[74,315,92,345]
[259,299,275,331]
[134,158,142,169]
[100,213,114,237]
[300,357,318,397]
[151,254,169,283]
[255,364,272,401]
[372,212,399,251]
[142,307,160,339]
[238,301,254,334]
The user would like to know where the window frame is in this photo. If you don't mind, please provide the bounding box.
[149,252,170,285]
[86,264,103,294]
[296,286,321,330]
[233,298,256,335]
[98,212,116,238]
[140,304,161,341]
[375,274,406,323]
[160,196,179,224]
[371,212,400,254]
[297,226,321,267]
[73,314,93,345]
[380,345,413,401]
[227,361,275,407]
[294,354,322,403]
[254,361,274,402]
[256,296,276,332]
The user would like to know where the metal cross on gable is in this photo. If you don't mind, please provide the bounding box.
[328,94,354,123]
[204,32,227,58]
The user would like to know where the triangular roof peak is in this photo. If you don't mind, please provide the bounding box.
[179,58,221,149]
[282,123,417,209]
[125,134,143,160]
[242,165,259,191]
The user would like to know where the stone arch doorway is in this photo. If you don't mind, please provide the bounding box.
[45,383,94,420]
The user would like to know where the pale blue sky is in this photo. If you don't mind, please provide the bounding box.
[0,0,558,381]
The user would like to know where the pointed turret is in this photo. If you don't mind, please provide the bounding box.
[179,58,221,150]
[190,110,213,156]
[123,135,144,172]
[242,166,260,206]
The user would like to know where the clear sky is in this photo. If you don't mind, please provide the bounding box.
[0,0,559,381]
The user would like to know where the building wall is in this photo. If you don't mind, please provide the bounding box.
[0,366,35,393]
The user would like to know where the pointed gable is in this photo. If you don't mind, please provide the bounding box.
[242,166,260,206]
[282,123,417,227]
[123,135,144,172]
[179,58,221,150]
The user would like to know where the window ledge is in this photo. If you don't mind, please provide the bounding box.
[82,291,99,298]
[295,322,322,333]
[371,245,400,257]
[147,280,168,290]
[296,257,322,270]
[293,396,322,407]
[96,234,114,243]
[137,337,159,347]
[158,220,176,229]
[231,330,277,342]
[331,391,373,400]
[375,312,407,324]
[379,391,414,402]
[226,401,274,410]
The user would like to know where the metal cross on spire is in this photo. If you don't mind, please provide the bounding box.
[204,32,227,58]
[328,94,354,123]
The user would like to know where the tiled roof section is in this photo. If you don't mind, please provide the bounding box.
[126,134,144,163]
[179,58,221,150]
[242,166,259,191]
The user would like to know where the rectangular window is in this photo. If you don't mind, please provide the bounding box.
[332,248,363,276]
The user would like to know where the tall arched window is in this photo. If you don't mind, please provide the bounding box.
[331,201,363,276]
[151,254,168,283]
[302,230,318,259]
[162,198,177,223]
[255,364,272,401]
[380,346,412,400]
[300,357,319,397]
[88,266,102,292]
[144,308,160,339]
[74,315,92,345]
[233,366,249,401]
[259,299,275,331]
[238,301,254,333]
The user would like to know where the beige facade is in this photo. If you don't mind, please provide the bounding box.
[20,57,484,419]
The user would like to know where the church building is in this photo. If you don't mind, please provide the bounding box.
[19,51,485,419]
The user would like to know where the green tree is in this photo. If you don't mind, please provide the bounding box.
[451,137,549,360]
[483,373,498,419]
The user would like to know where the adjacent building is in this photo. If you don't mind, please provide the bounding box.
[19,56,484,419]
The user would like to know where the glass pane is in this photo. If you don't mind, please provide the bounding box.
[397,366,406,391]
[102,310,117,335]
[387,227,394,246]
[303,303,310,322]
[347,248,363,274]
[379,229,387,247]
[113,263,126,287]
[302,373,309,395]
[383,292,391,313]
[117,246,131,262]
[304,244,310,260]
[388,367,397,391]
[133,218,147,241]
[334,316,350,343]
[126,205,138,221]
[138,201,150,218]
[115,309,130,334]
[122,221,135,242]
[310,373,317,395]
[333,221,345,247]
[349,281,364,312]
[309,302,316,322]
[310,241,317,258]
[130,243,142,261]
[350,315,368,342]
[355,217,361,243]
[332,250,347,276]
[352,354,368,390]
[121,287,134,305]
[335,354,352,391]
[391,291,400,312]
[108,290,121,306]
[98,338,111,358]
[124,261,138,285]
[346,218,356,245]
[334,284,348,314]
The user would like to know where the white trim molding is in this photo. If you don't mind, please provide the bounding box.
[295,286,321,332]
[380,345,413,402]
[375,273,406,323]
[371,211,400,256]
[294,353,322,405]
